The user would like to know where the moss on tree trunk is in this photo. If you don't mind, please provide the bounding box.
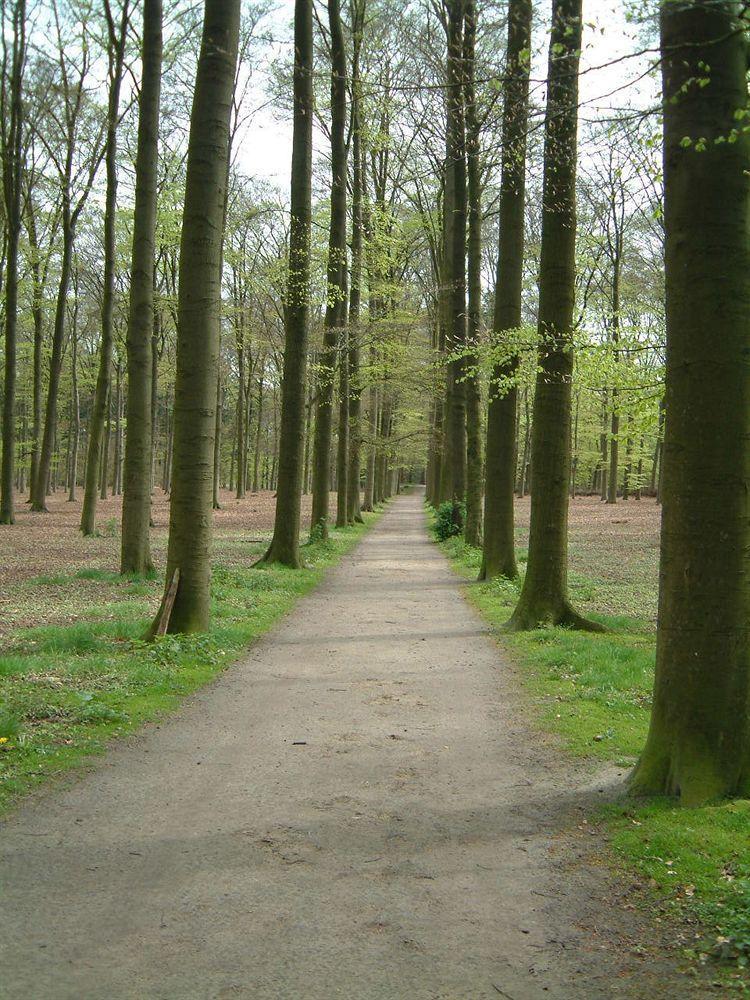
[261,0,313,568]
[479,0,531,580]
[151,0,240,633]
[507,0,601,633]
[630,0,750,805]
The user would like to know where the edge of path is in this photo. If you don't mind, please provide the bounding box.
[425,498,727,997]
[0,501,389,819]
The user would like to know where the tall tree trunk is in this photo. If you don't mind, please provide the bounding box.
[463,0,483,547]
[212,366,222,509]
[0,0,26,524]
[81,0,129,535]
[26,194,45,500]
[99,387,111,500]
[68,290,80,502]
[335,325,349,526]
[150,0,240,634]
[606,268,622,504]
[253,366,264,492]
[346,12,365,524]
[631,0,750,804]
[260,0,313,566]
[440,0,467,506]
[507,0,600,632]
[121,0,161,574]
[479,0,531,578]
[235,323,246,498]
[310,0,347,540]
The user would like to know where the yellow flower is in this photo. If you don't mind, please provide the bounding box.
[0,737,8,745]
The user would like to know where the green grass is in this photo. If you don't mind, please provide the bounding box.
[0,512,381,815]
[433,515,750,982]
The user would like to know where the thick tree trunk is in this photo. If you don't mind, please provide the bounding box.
[121,0,161,573]
[630,0,750,804]
[81,2,128,535]
[479,0,531,578]
[507,0,600,632]
[150,0,240,634]
[310,0,347,540]
[261,0,313,566]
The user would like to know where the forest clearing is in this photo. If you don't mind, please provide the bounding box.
[1,0,750,995]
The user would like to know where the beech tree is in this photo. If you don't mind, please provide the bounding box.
[151,0,240,634]
[80,0,130,536]
[630,0,750,805]
[120,0,162,575]
[479,0,531,580]
[261,0,313,567]
[0,0,27,525]
[310,0,348,541]
[507,0,601,631]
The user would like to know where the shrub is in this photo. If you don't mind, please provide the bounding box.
[434,499,466,541]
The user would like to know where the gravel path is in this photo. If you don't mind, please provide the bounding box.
[0,490,698,999]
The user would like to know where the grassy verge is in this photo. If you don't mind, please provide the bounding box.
[432,516,750,984]
[0,512,381,815]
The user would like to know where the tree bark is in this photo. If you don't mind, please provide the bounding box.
[507,0,601,632]
[479,0,531,578]
[0,0,26,524]
[121,0,161,573]
[630,0,750,804]
[150,0,240,633]
[81,0,128,535]
[310,0,348,540]
[440,0,467,505]
[260,0,313,566]
[462,0,483,547]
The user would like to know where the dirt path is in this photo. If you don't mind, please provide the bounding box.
[1,491,697,999]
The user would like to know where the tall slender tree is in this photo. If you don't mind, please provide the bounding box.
[150,0,240,634]
[0,0,27,525]
[479,0,532,580]
[631,0,750,804]
[121,0,162,575]
[30,7,106,512]
[438,0,467,507]
[310,0,348,540]
[260,0,313,567]
[507,0,601,631]
[462,0,482,546]
[80,0,130,535]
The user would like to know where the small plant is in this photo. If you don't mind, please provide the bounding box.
[0,708,21,744]
[433,499,466,541]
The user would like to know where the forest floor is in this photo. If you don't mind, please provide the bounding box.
[0,490,719,999]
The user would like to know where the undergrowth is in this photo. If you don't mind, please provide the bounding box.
[0,513,379,814]
[431,509,750,987]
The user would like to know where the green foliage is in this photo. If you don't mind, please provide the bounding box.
[433,499,466,541]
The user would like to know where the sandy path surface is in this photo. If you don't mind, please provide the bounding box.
[1,491,697,999]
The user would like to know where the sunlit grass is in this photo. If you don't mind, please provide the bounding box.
[0,512,381,814]
[434,514,750,979]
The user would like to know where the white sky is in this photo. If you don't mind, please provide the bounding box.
[237,0,655,191]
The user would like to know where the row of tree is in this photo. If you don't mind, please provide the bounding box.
[0,0,746,804]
